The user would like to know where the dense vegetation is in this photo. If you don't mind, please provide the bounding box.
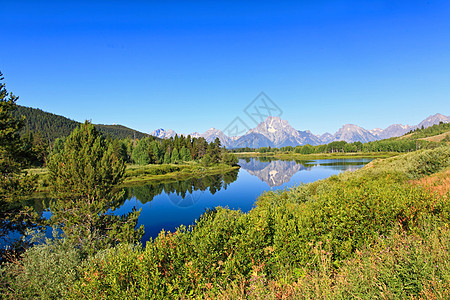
[11,106,239,169]
[128,135,238,167]
[12,105,151,141]
[2,143,449,298]
[404,121,450,139]
[0,72,39,258]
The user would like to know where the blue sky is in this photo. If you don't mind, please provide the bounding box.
[1,0,449,135]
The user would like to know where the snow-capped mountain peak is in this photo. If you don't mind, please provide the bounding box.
[150,113,449,148]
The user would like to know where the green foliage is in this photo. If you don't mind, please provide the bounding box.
[1,236,83,299]
[12,105,150,141]
[48,121,125,200]
[74,145,450,298]
[221,152,239,166]
[163,151,171,164]
[364,145,450,179]
[0,71,39,258]
[180,146,192,162]
[403,122,450,139]
[0,72,36,202]
[19,131,49,167]
[131,137,152,165]
[171,148,181,164]
[201,153,212,167]
[47,121,143,254]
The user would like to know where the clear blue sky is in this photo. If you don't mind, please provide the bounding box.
[1,0,449,135]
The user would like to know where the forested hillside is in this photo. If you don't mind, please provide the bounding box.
[401,121,450,141]
[12,105,150,141]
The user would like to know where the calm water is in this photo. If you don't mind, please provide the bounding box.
[113,158,372,244]
[1,158,372,249]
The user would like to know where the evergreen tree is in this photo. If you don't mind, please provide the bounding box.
[131,138,151,165]
[47,121,143,254]
[202,153,212,167]
[163,151,171,164]
[150,140,162,164]
[0,71,38,257]
[221,152,238,166]
[180,146,191,162]
[171,148,181,164]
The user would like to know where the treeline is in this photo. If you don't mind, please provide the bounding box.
[13,105,239,168]
[119,135,238,167]
[403,121,450,139]
[231,137,445,155]
[12,105,150,141]
[291,139,438,154]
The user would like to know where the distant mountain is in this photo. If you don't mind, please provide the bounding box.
[198,128,234,148]
[13,105,150,141]
[416,113,450,129]
[151,128,177,139]
[247,116,322,147]
[150,113,449,148]
[319,132,334,144]
[332,124,378,143]
[233,132,273,149]
[370,124,412,140]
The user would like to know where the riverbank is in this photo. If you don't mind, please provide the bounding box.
[235,151,399,160]
[26,162,240,192]
[122,163,240,186]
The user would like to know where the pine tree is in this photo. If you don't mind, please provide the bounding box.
[202,153,212,167]
[131,138,151,165]
[47,121,143,254]
[163,151,171,164]
[180,146,191,162]
[150,140,162,164]
[0,71,38,257]
[171,148,180,164]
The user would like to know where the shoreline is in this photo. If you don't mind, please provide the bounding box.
[235,151,399,160]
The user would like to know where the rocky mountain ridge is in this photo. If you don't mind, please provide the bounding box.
[151,113,449,148]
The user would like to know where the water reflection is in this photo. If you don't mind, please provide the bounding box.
[125,169,239,208]
[238,158,311,187]
[238,157,372,187]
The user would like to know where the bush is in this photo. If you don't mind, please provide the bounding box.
[1,237,83,299]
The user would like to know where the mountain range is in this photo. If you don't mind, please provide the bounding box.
[151,113,449,148]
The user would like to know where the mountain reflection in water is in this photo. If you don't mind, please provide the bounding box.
[238,157,372,187]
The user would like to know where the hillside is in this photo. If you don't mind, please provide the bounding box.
[12,105,150,141]
[399,122,450,141]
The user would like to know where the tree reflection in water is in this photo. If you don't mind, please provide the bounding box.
[125,169,239,208]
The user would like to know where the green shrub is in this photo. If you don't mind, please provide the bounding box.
[1,237,82,300]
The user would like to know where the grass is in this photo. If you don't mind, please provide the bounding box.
[419,130,450,142]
